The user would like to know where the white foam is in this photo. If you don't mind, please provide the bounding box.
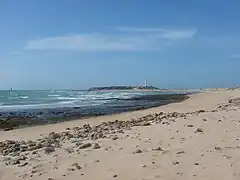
[48,94,61,97]
[19,96,28,99]
[57,97,79,100]
[0,100,77,110]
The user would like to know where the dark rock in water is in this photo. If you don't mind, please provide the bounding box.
[0,119,18,130]
[38,112,44,115]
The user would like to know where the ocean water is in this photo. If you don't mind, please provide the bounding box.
[0,90,176,111]
[0,90,189,126]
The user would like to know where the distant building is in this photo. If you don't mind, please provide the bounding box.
[144,80,148,87]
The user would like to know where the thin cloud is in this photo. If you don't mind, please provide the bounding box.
[159,29,197,40]
[230,54,240,59]
[10,51,22,55]
[115,27,166,32]
[115,27,197,40]
[25,28,197,52]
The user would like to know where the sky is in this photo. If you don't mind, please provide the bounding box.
[1,0,240,90]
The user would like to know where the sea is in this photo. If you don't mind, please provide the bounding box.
[0,90,184,111]
[0,90,188,126]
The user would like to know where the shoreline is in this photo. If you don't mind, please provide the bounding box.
[0,93,188,131]
[0,93,197,140]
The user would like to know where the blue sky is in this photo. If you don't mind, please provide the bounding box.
[1,0,240,89]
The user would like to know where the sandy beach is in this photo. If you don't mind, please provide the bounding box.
[1,89,240,180]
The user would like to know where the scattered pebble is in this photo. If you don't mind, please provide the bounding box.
[75,141,82,146]
[111,135,119,140]
[172,161,180,165]
[133,149,143,154]
[0,111,191,168]
[65,148,74,154]
[18,162,28,167]
[45,147,55,154]
[113,174,118,178]
[32,151,38,155]
[78,143,92,149]
[68,168,75,172]
[72,162,82,170]
[176,172,184,176]
[136,122,151,126]
[176,151,185,154]
[194,128,203,133]
[152,147,163,151]
[9,159,20,165]
[4,127,14,131]
[93,143,101,149]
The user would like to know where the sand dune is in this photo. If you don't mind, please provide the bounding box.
[1,89,240,180]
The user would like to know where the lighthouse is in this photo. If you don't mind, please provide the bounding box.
[144,80,148,87]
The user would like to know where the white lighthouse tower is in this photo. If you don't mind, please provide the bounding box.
[144,80,148,87]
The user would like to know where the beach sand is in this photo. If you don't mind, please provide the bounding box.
[1,89,240,180]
